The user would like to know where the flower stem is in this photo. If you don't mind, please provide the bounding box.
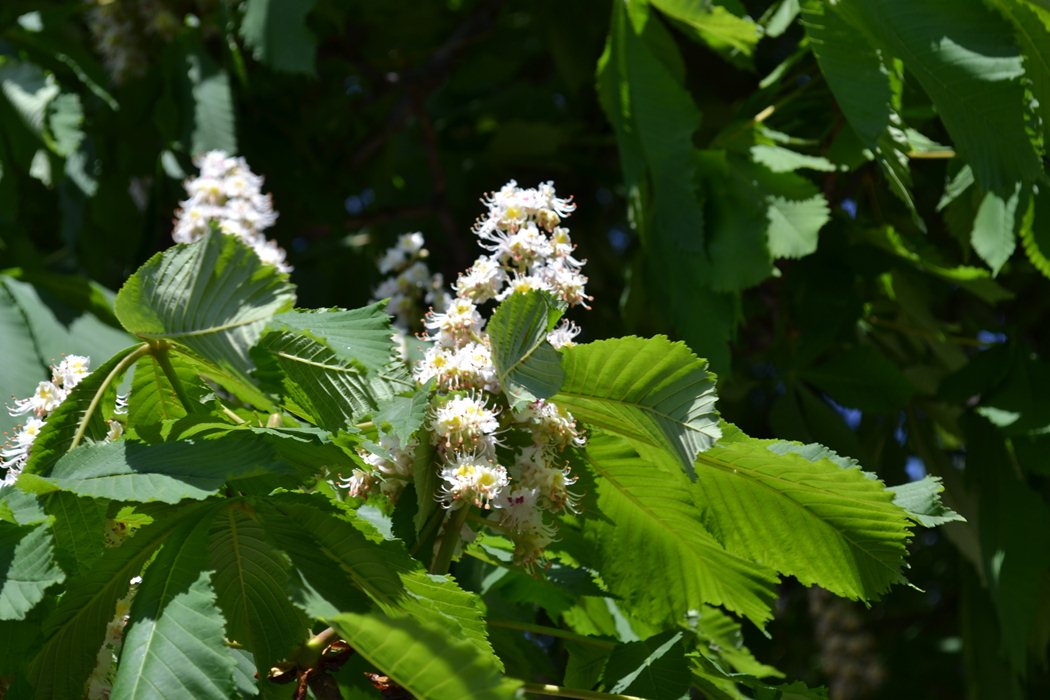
[430,505,470,574]
[521,682,646,700]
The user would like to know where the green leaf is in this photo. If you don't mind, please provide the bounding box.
[801,0,920,223]
[971,185,1023,275]
[44,491,108,575]
[988,0,1050,145]
[488,291,565,407]
[208,506,308,671]
[835,0,1040,193]
[887,476,965,528]
[22,344,144,477]
[127,350,207,425]
[268,304,398,374]
[326,610,521,700]
[553,336,721,478]
[0,520,64,621]
[693,427,913,601]
[35,435,292,503]
[252,327,382,429]
[0,282,47,440]
[182,39,237,154]
[28,503,208,698]
[584,433,779,627]
[240,0,320,75]
[114,231,295,408]
[602,630,690,699]
[651,0,760,61]
[372,388,430,445]
[112,512,236,699]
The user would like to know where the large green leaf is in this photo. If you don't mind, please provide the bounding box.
[43,491,107,575]
[584,433,779,627]
[988,0,1050,145]
[112,513,236,699]
[208,505,308,670]
[597,0,735,373]
[693,427,913,601]
[181,39,237,154]
[553,336,721,478]
[326,610,521,700]
[602,630,690,700]
[31,434,292,503]
[127,350,209,425]
[240,0,320,75]
[836,0,1040,193]
[252,327,382,429]
[0,519,64,621]
[267,303,398,374]
[0,281,46,440]
[114,231,295,409]
[487,291,564,407]
[971,185,1023,275]
[28,503,208,698]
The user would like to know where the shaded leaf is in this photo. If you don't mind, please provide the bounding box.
[488,291,565,407]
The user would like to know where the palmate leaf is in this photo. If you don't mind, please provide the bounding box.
[127,350,209,425]
[112,511,235,699]
[114,231,295,409]
[0,520,64,621]
[553,336,721,478]
[326,610,521,700]
[208,505,308,670]
[584,433,779,627]
[693,426,913,601]
[28,502,210,698]
[259,494,501,665]
[30,434,292,504]
[488,291,565,407]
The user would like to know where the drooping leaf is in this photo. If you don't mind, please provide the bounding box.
[208,505,308,672]
[835,0,1040,193]
[971,185,1023,275]
[488,291,565,407]
[693,427,913,601]
[326,610,521,700]
[801,0,919,223]
[114,231,295,409]
[240,0,320,75]
[0,519,64,621]
[31,435,292,503]
[584,433,779,627]
[28,503,209,698]
[553,336,721,478]
[112,513,236,699]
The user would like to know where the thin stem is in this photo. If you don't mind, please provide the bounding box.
[521,682,646,700]
[153,342,195,413]
[488,619,616,650]
[70,343,152,451]
[430,505,470,574]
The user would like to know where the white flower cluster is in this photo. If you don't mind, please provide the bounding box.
[344,181,589,567]
[172,150,292,273]
[2,355,125,486]
[339,432,418,501]
[85,0,179,85]
[370,232,450,332]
